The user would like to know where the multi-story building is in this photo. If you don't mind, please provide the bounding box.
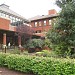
[29,9,58,38]
[0,4,31,48]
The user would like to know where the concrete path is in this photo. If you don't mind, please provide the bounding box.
[0,67,34,75]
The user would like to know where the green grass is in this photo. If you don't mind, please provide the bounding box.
[0,47,21,54]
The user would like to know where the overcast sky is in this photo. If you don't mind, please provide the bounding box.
[0,0,60,19]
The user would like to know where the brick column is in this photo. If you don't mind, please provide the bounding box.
[3,33,6,48]
[18,35,21,47]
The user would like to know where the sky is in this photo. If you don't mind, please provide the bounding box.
[0,0,60,19]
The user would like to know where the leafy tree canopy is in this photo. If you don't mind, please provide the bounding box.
[47,0,75,56]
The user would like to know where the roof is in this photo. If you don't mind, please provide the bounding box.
[29,14,58,21]
[0,4,29,22]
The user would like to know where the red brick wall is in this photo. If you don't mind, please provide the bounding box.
[30,19,52,33]
[0,17,16,31]
[0,17,10,30]
[30,18,54,37]
[48,9,57,15]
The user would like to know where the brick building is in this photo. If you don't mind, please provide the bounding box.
[0,4,31,48]
[29,9,58,38]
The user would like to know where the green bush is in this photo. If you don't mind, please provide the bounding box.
[0,53,75,75]
[0,53,8,66]
[25,39,44,53]
[54,43,71,57]
[31,57,75,75]
[26,39,44,48]
[6,55,33,73]
[43,39,52,48]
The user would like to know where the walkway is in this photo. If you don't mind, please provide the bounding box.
[0,67,34,75]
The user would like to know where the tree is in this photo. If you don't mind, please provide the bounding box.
[47,0,75,56]
[16,24,34,45]
[56,0,73,8]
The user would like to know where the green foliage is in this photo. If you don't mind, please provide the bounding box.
[43,39,52,48]
[0,53,75,75]
[47,0,75,56]
[23,51,29,55]
[35,50,57,57]
[26,39,44,48]
[7,47,21,54]
[6,55,33,73]
[54,43,71,57]
[0,53,6,66]
[0,53,9,66]
[56,0,73,8]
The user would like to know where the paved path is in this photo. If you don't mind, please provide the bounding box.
[0,67,34,75]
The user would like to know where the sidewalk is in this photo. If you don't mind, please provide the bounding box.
[0,67,34,75]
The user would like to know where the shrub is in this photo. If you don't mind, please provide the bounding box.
[0,53,75,75]
[26,39,44,48]
[53,43,71,57]
[0,53,8,66]
[6,55,33,73]
[25,39,44,52]
[43,39,52,49]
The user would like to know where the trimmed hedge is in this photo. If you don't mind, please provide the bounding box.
[0,53,75,75]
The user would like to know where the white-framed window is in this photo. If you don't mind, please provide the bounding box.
[34,22,37,27]
[49,20,51,25]
[39,21,41,26]
[44,20,46,26]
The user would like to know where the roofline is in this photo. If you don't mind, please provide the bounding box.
[0,6,29,23]
[0,4,9,8]
[0,9,29,22]
[29,14,58,21]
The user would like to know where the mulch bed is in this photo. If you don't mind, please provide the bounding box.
[0,67,34,75]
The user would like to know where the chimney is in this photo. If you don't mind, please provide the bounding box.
[0,4,9,9]
[48,9,57,15]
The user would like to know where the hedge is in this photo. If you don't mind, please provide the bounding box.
[0,53,75,75]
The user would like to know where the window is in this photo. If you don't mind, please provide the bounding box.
[44,20,46,26]
[1,12,5,17]
[49,20,51,25]
[34,22,37,27]
[39,21,41,26]
[35,30,41,33]
[5,14,9,18]
[37,30,41,33]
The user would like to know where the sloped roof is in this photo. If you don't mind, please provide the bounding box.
[0,4,29,22]
[29,14,58,21]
